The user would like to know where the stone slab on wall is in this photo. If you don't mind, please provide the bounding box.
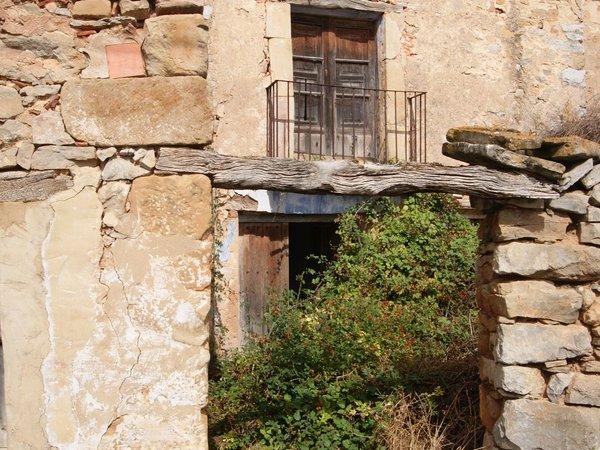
[61,77,213,146]
[0,202,53,449]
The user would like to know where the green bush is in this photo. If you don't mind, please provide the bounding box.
[208,194,480,450]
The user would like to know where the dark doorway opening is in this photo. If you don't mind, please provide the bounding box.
[289,221,338,292]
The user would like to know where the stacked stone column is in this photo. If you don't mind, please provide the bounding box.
[445,129,600,449]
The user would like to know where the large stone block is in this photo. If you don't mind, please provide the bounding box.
[446,127,541,151]
[442,142,565,180]
[579,222,600,246]
[142,15,208,77]
[493,399,600,450]
[494,323,592,364]
[493,242,600,281]
[72,0,111,19]
[538,135,600,162]
[566,374,600,407]
[490,208,570,242]
[549,190,589,215]
[479,358,545,397]
[61,77,213,146]
[478,281,582,323]
[155,0,204,14]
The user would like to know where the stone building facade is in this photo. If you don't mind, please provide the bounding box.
[0,0,598,448]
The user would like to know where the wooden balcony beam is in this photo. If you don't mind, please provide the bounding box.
[156,147,559,200]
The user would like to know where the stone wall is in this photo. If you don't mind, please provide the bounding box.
[443,129,600,449]
[1,0,600,448]
[0,0,213,447]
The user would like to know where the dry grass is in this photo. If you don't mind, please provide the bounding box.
[378,359,484,450]
[545,99,600,143]
[379,394,447,450]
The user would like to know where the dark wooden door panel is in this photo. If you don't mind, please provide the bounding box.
[239,223,289,337]
[291,15,377,158]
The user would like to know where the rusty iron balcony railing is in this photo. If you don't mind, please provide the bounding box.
[267,79,427,163]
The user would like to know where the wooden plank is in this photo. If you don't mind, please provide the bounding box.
[156,147,560,199]
[0,171,73,203]
[289,0,403,13]
[239,222,290,337]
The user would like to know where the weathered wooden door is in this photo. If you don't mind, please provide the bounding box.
[292,15,377,158]
[239,223,289,337]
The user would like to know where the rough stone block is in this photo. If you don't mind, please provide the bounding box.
[0,120,31,144]
[155,0,204,15]
[583,301,600,327]
[558,158,594,191]
[101,157,150,181]
[61,77,213,146]
[493,241,600,281]
[72,0,112,19]
[582,164,600,189]
[579,222,600,246]
[479,281,582,324]
[119,0,150,20]
[539,135,600,162]
[547,373,574,402]
[70,16,137,31]
[32,110,74,146]
[0,146,18,169]
[590,184,600,207]
[549,190,589,215]
[566,374,600,406]
[490,208,570,242]
[582,361,600,373]
[16,142,34,170]
[142,15,208,77]
[442,142,565,180]
[494,323,592,364]
[479,384,502,431]
[30,146,97,170]
[0,86,24,119]
[493,399,600,450]
[446,127,541,151]
[587,206,600,222]
[479,358,545,397]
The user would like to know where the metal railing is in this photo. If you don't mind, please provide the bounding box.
[267,79,427,163]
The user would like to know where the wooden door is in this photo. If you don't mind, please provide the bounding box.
[239,223,289,337]
[292,15,377,159]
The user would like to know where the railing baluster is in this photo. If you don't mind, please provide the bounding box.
[267,80,426,164]
[319,84,323,160]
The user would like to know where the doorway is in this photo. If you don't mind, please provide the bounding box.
[238,217,338,336]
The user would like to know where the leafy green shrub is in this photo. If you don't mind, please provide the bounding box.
[208,194,480,449]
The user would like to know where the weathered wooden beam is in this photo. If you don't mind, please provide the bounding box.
[288,0,402,13]
[156,148,560,199]
[0,171,73,202]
